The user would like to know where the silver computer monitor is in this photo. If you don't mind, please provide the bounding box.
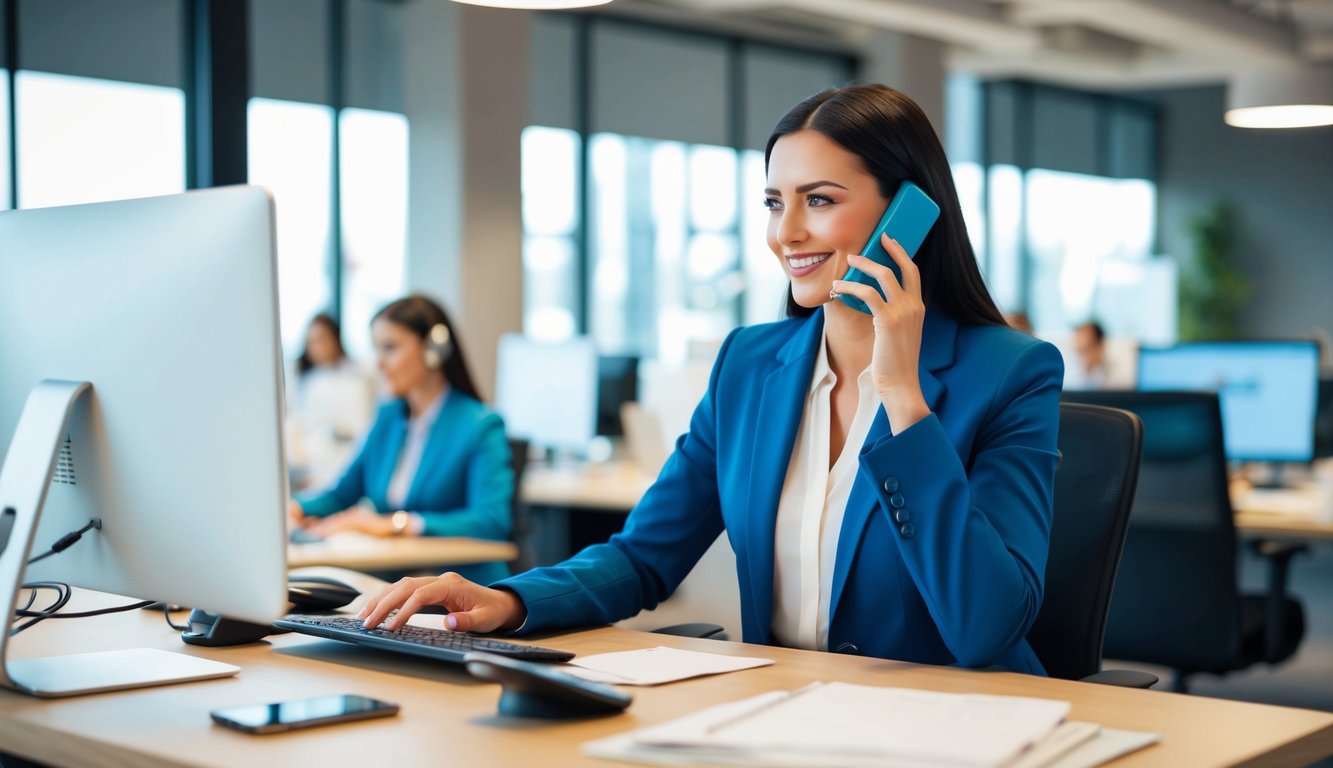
[0,186,289,696]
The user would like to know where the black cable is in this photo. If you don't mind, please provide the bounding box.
[163,605,191,631]
[10,582,72,635]
[11,593,153,636]
[27,518,101,565]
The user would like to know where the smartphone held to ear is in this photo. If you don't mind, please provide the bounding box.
[211,694,399,734]
[836,180,940,315]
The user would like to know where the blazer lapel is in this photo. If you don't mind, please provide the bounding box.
[829,307,958,614]
[742,310,823,645]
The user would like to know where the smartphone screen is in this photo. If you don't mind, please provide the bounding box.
[211,694,399,734]
[837,180,940,315]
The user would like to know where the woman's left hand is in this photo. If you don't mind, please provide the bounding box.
[306,506,396,538]
[832,233,930,433]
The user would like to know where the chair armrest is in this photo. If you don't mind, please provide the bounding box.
[650,622,726,639]
[1079,669,1159,688]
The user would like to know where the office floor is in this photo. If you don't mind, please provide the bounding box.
[1109,541,1333,714]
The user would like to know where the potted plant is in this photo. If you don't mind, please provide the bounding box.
[1178,200,1251,341]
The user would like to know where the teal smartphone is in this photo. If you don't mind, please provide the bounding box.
[836,180,940,314]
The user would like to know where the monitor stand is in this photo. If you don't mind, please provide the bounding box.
[0,380,239,697]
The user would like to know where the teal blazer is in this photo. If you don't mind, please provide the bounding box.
[296,390,513,584]
[496,307,1063,674]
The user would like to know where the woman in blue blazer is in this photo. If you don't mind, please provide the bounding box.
[359,86,1063,674]
[290,295,513,584]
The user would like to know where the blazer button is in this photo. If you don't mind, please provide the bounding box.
[834,642,860,655]
[883,477,900,493]
[889,493,906,509]
[894,508,911,524]
[900,523,916,538]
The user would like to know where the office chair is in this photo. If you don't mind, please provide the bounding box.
[651,403,1157,678]
[1064,391,1307,692]
[1027,402,1155,687]
[506,437,535,573]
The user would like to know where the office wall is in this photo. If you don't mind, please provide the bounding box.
[403,3,527,401]
[1140,85,1333,338]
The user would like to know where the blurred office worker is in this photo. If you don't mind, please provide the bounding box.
[361,85,1064,674]
[285,313,376,490]
[291,295,513,583]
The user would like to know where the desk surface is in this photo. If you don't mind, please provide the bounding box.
[522,461,653,511]
[1,592,1331,768]
[288,534,518,571]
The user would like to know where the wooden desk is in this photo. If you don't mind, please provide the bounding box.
[288,534,517,571]
[1233,486,1333,541]
[1,592,1331,767]
[522,461,652,512]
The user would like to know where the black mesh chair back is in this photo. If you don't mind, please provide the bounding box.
[1063,391,1246,671]
[506,437,534,573]
[1027,402,1143,680]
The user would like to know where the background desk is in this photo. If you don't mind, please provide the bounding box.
[1,590,1332,767]
[288,534,517,572]
[1233,486,1333,541]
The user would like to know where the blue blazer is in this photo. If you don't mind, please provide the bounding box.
[296,390,514,584]
[496,307,1063,674]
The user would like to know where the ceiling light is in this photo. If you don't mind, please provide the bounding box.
[1226,67,1333,129]
[448,0,613,8]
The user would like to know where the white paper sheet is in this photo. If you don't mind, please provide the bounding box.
[564,646,774,686]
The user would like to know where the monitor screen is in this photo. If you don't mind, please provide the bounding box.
[1137,341,1319,462]
[0,187,289,624]
[494,334,597,451]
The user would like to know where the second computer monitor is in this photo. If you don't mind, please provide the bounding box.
[495,334,598,452]
[1137,341,1319,463]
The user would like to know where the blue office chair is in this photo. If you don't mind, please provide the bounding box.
[1064,390,1307,692]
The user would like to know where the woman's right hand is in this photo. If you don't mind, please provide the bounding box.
[357,573,528,634]
[287,499,305,529]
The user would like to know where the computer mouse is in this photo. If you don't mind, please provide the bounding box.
[465,652,632,719]
[287,576,361,610]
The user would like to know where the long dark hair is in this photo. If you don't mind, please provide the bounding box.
[765,84,1005,327]
[296,312,347,376]
[373,294,482,402]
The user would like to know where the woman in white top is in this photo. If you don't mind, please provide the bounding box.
[286,313,376,489]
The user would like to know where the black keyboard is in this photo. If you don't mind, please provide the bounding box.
[274,615,576,664]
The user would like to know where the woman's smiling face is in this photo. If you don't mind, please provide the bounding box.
[765,129,889,309]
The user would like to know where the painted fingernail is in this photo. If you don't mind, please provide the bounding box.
[446,614,458,630]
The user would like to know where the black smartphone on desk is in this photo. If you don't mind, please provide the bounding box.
[211,694,399,734]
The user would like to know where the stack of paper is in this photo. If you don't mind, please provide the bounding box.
[584,681,1160,768]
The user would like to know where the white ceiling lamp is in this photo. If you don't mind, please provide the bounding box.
[1225,66,1333,128]
[448,0,613,8]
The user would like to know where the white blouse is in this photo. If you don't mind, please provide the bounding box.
[770,326,881,651]
[386,391,444,512]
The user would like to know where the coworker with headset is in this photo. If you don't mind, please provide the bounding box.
[290,294,513,584]
[360,85,1063,673]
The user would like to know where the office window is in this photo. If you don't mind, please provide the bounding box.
[1025,169,1155,336]
[986,164,1025,312]
[588,133,742,362]
[339,107,408,361]
[15,71,183,209]
[0,72,9,211]
[521,125,580,342]
[248,97,335,356]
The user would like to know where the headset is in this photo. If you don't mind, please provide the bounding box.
[423,322,453,370]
